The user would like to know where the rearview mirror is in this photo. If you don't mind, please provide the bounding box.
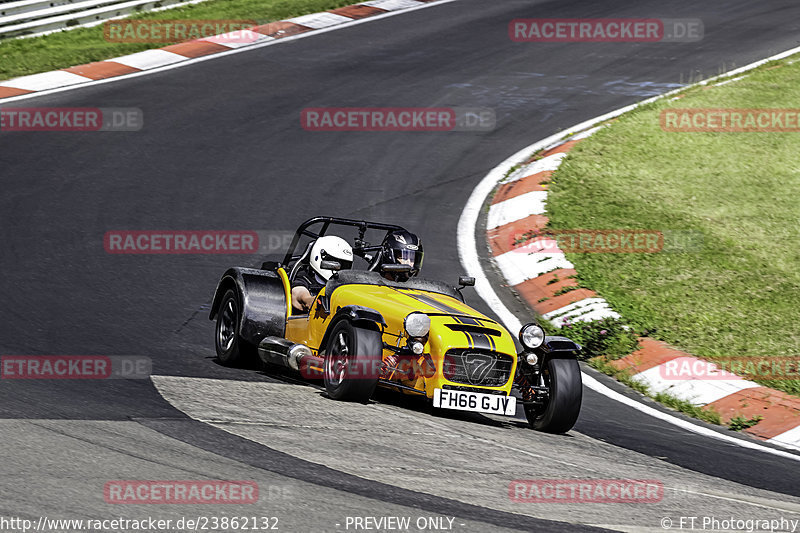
[261,261,279,271]
[320,260,342,271]
[458,276,475,287]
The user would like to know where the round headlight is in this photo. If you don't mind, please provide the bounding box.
[519,322,545,350]
[404,312,431,338]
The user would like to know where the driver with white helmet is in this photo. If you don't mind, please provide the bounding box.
[291,235,353,313]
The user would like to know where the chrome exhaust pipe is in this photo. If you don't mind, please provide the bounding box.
[258,336,315,370]
[287,343,313,371]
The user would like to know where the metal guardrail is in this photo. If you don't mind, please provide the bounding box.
[0,0,202,39]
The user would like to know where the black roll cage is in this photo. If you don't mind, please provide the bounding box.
[281,216,406,268]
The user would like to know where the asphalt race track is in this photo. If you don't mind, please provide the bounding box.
[2,0,800,531]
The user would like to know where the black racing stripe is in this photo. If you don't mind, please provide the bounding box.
[397,290,450,314]
[408,291,468,316]
[467,331,493,351]
[452,314,494,348]
[486,331,497,351]
[462,330,474,349]
[423,298,491,350]
[399,292,489,349]
[399,291,488,326]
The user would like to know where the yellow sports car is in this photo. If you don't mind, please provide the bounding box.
[210,217,582,432]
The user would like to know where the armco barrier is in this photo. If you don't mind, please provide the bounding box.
[0,0,205,39]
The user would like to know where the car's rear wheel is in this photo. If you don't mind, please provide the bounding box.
[524,357,582,433]
[215,289,255,366]
[323,320,382,402]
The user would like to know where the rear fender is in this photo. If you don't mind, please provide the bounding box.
[209,267,287,344]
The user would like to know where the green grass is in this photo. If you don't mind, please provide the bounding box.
[653,391,722,426]
[0,0,356,81]
[728,414,763,431]
[547,57,800,397]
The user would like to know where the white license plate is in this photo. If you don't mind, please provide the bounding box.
[433,389,516,416]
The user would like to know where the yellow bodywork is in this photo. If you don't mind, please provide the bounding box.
[280,275,518,398]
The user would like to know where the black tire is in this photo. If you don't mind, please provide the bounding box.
[323,320,382,402]
[214,289,256,366]
[524,357,582,433]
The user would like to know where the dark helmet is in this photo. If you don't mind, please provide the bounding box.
[378,229,423,281]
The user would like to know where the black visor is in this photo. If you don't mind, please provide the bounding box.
[392,248,422,272]
[321,250,352,270]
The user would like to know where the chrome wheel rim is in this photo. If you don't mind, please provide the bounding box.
[218,299,237,352]
[327,331,350,387]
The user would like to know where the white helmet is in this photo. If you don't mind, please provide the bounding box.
[310,236,353,280]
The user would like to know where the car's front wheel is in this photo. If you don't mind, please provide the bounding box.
[524,357,582,433]
[323,320,382,402]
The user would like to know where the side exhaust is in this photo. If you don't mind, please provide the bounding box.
[258,336,323,372]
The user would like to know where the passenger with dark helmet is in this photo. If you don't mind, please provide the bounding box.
[371,229,423,282]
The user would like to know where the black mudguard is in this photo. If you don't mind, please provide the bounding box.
[318,305,386,352]
[335,305,386,326]
[210,267,287,345]
[517,335,581,373]
[539,335,582,359]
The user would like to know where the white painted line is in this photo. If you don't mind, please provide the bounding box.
[570,125,603,140]
[541,297,620,327]
[541,297,607,319]
[562,306,620,325]
[0,0,461,103]
[542,299,621,327]
[513,237,560,254]
[457,44,800,456]
[581,373,800,462]
[505,152,567,183]
[286,12,353,29]
[494,250,573,286]
[768,426,800,450]
[201,31,274,49]
[714,75,747,87]
[487,190,548,229]
[112,49,186,70]
[0,70,90,91]
[361,0,423,10]
[633,364,761,405]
